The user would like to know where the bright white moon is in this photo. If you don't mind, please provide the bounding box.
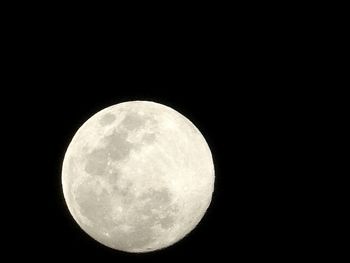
[62,101,215,253]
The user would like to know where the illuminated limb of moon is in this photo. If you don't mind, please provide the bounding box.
[62,101,214,253]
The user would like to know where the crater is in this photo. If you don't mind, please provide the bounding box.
[99,113,116,126]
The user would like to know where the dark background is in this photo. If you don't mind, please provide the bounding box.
[4,9,316,261]
[12,76,301,261]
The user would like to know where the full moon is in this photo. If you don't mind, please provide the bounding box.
[62,101,215,253]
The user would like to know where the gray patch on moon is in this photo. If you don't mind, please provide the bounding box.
[140,188,172,207]
[158,213,176,229]
[84,130,132,175]
[105,188,177,251]
[85,149,109,175]
[75,181,115,231]
[106,169,120,185]
[111,180,135,205]
[84,113,158,176]
[122,112,146,131]
[134,188,176,230]
[142,133,156,144]
[104,131,132,161]
[138,188,177,230]
[111,223,156,251]
[99,113,116,126]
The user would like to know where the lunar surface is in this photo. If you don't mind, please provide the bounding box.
[62,101,214,253]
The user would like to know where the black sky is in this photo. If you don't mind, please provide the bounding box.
[7,78,299,262]
[4,16,311,260]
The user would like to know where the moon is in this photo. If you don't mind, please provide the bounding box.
[61,101,215,253]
